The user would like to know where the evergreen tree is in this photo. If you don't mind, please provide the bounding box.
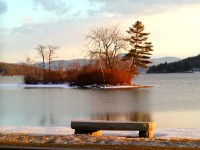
[122,21,153,74]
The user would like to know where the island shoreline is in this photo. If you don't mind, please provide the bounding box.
[0,82,153,89]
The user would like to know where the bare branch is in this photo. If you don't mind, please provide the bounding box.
[84,24,127,69]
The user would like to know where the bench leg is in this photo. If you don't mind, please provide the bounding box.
[74,130,102,136]
[139,130,154,138]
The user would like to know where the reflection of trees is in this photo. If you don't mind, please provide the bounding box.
[39,113,57,126]
[38,89,58,126]
[91,112,152,122]
[129,112,152,122]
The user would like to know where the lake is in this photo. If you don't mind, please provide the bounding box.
[0,74,200,128]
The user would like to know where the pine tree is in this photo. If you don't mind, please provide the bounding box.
[122,21,153,74]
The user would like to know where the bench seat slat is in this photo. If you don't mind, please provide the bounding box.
[71,120,156,131]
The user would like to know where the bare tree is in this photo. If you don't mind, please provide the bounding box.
[24,55,35,75]
[25,55,35,66]
[56,60,65,72]
[35,45,46,81]
[46,45,58,71]
[85,24,127,69]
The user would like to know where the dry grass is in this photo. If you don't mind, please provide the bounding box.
[24,65,134,86]
[74,68,133,86]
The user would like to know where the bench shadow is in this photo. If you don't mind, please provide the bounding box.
[104,132,169,138]
[104,132,141,138]
[118,135,140,138]
[154,133,169,137]
[120,133,169,138]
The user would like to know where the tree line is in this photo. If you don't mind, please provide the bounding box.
[147,54,200,73]
[0,62,41,76]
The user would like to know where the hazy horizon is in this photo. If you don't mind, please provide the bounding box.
[0,55,183,64]
[1,0,200,63]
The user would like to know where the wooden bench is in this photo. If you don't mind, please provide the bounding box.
[71,120,156,138]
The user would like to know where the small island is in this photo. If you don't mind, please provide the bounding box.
[3,21,153,88]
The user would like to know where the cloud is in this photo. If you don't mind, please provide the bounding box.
[88,0,200,16]
[6,18,98,62]
[0,37,5,44]
[33,0,70,15]
[2,1,200,62]
[0,0,7,14]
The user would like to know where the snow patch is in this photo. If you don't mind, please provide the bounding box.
[0,83,71,88]
[101,85,143,89]
[0,83,147,89]
[0,126,200,139]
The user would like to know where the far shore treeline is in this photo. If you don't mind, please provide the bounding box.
[0,21,154,86]
[147,54,200,73]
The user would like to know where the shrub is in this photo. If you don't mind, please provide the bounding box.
[104,69,133,85]
[74,68,133,86]
[64,69,79,83]
[46,71,64,84]
[24,75,43,84]
[75,69,105,86]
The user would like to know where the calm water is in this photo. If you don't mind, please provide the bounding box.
[0,74,200,128]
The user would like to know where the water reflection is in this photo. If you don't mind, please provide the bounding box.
[0,87,153,126]
[1,74,200,128]
[39,114,55,126]
[91,112,152,122]
[0,85,159,124]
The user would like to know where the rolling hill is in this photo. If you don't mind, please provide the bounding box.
[0,56,181,75]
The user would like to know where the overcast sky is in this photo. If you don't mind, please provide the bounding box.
[1,0,200,63]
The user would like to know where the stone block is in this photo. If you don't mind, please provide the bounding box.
[71,120,156,138]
